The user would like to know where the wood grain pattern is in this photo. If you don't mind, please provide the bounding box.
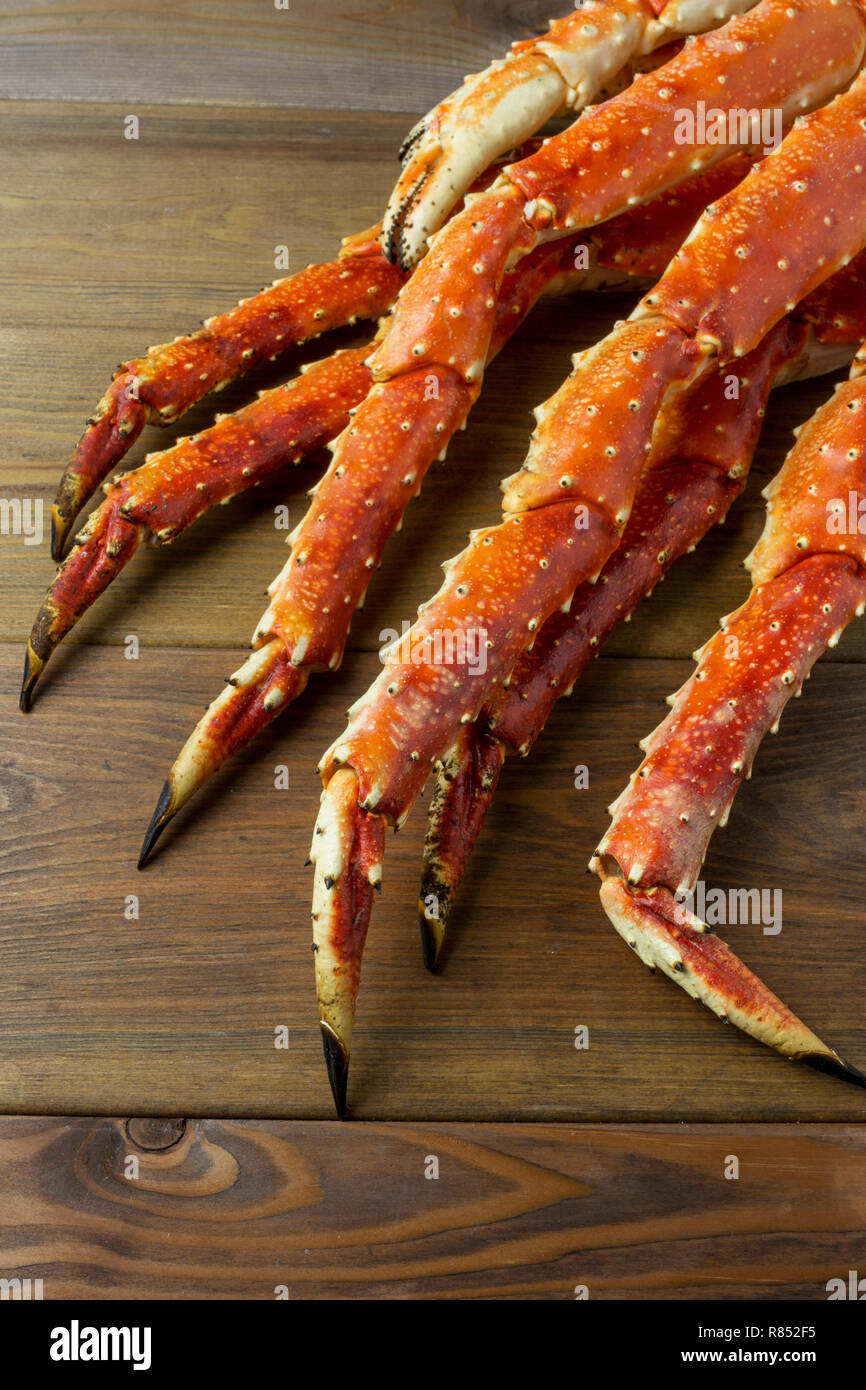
[0,1,557,112]
[0,1116,864,1298]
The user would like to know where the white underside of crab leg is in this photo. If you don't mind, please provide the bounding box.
[384,0,762,267]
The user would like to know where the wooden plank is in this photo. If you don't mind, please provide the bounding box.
[0,1,555,112]
[2,644,865,1121]
[0,1116,864,1298]
[0,102,408,334]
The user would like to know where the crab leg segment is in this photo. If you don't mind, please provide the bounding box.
[597,565,866,893]
[418,723,506,970]
[51,227,406,558]
[595,365,866,1082]
[310,769,386,1117]
[384,0,763,268]
[598,878,862,1076]
[311,50,866,1111]
[588,151,756,280]
[20,347,374,712]
[121,348,375,543]
[145,639,308,860]
[22,501,142,710]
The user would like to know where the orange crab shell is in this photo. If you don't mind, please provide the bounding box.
[508,0,865,235]
[644,73,866,360]
[598,555,866,896]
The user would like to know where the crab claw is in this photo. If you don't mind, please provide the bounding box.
[600,878,866,1087]
[381,0,760,269]
[310,768,385,1117]
[21,499,142,712]
[138,639,305,866]
[382,0,684,270]
[383,51,566,269]
[418,724,504,970]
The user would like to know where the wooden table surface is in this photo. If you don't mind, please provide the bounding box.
[1,0,865,1299]
[3,1116,865,1300]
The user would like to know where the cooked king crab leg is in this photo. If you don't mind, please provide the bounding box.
[308,7,866,1112]
[148,4,861,905]
[51,226,407,559]
[134,156,757,863]
[383,0,762,267]
[417,252,866,967]
[21,345,379,712]
[593,344,866,1085]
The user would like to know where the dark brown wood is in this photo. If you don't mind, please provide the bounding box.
[2,643,865,1121]
[0,1116,864,1299]
[124,1117,187,1150]
[0,1,558,112]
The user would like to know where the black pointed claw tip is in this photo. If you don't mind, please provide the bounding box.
[50,497,77,562]
[19,648,39,713]
[321,1025,349,1119]
[50,511,65,563]
[419,908,442,974]
[801,1051,866,1090]
[138,781,175,868]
